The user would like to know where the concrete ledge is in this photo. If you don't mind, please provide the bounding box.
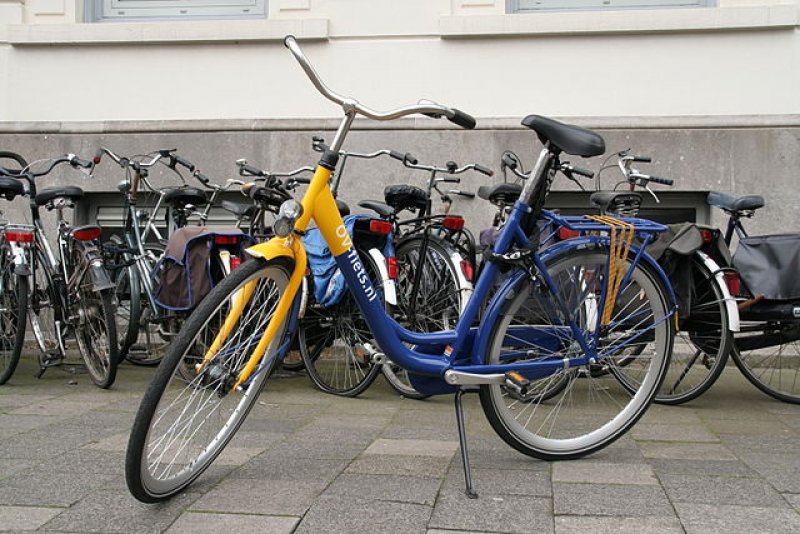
[440,5,799,38]
[1,115,798,134]
[4,18,329,46]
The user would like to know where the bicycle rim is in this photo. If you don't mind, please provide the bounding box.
[0,250,27,385]
[731,325,800,404]
[656,255,730,404]
[479,247,672,459]
[126,258,291,502]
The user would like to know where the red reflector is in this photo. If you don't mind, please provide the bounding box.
[72,227,102,241]
[214,235,241,245]
[368,220,392,235]
[723,271,741,296]
[230,256,242,270]
[443,216,465,231]
[559,228,580,240]
[5,231,34,243]
[386,256,397,279]
[699,228,714,244]
[460,260,474,282]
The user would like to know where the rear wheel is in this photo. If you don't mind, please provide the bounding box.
[479,247,673,459]
[384,236,468,399]
[126,243,171,366]
[656,255,730,404]
[126,258,291,502]
[298,248,383,397]
[0,246,27,385]
[731,323,800,404]
[72,245,119,388]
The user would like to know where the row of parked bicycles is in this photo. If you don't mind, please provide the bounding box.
[1,36,798,502]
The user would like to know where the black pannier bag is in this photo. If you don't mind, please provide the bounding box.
[155,226,256,311]
[733,233,800,300]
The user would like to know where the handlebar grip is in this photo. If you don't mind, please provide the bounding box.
[448,108,476,130]
[649,175,674,186]
[389,150,405,161]
[194,171,210,185]
[241,164,265,177]
[71,157,93,169]
[501,153,518,170]
[294,177,311,184]
[457,191,476,198]
[441,177,460,183]
[571,166,595,178]
[174,155,196,172]
[474,164,494,176]
[403,153,418,165]
[632,156,651,163]
[93,149,103,165]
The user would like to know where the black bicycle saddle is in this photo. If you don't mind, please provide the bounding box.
[35,186,84,206]
[521,115,605,158]
[384,185,427,212]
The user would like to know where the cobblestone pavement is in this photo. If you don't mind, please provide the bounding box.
[1,356,799,533]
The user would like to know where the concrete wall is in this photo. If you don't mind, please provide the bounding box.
[1,120,797,237]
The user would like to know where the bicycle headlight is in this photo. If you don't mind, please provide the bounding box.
[273,200,303,237]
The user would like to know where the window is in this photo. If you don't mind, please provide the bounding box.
[509,0,714,12]
[86,0,267,21]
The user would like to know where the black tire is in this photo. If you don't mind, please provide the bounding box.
[115,263,141,362]
[126,257,291,502]
[126,243,170,366]
[655,254,731,404]
[0,247,27,385]
[384,236,468,400]
[479,246,673,460]
[731,324,800,404]
[71,245,119,389]
[298,248,382,397]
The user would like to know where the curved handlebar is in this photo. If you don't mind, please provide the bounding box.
[284,35,475,129]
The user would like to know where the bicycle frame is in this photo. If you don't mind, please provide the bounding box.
[204,36,676,393]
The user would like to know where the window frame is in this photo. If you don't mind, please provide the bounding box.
[507,0,715,13]
[85,0,268,22]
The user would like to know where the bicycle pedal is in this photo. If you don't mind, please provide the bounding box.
[503,371,530,399]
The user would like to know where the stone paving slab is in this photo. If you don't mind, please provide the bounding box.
[0,358,799,532]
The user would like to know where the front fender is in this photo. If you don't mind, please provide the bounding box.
[246,236,298,262]
[80,245,116,292]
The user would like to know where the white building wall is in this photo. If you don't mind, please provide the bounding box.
[0,0,797,124]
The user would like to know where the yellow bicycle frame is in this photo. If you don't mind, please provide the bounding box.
[200,163,352,391]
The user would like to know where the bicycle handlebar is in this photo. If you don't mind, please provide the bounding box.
[284,35,476,129]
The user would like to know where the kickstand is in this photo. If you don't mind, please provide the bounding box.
[454,388,478,499]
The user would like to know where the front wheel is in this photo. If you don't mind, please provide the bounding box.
[126,257,292,502]
[0,246,27,385]
[479,246,673,460]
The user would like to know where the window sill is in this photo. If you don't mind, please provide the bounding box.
[440,5,798,38]
[4,18,328,46]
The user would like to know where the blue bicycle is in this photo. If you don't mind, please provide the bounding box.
[126,36,676,502]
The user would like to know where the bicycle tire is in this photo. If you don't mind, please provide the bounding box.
[298,248,383,397]
[655,254,731,404]
[731,325,800,404]
[126,243,170,366]
[384,235,468,399]
[479,246,673,460]
[0,246,27,385]
[71,244,119,388]
[126,257,291,502]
